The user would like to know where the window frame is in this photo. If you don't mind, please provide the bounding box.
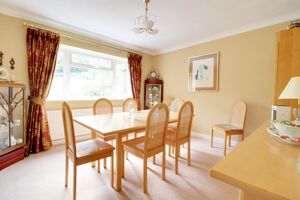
[47,44,132,101]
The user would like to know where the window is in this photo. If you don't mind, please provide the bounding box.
[48,45,132,100]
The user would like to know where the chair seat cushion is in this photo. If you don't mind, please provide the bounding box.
[122,136,145,154]
[212,124,242,133]
[76,138,115,159]
[168,122,177,130]
[165,128,176,141]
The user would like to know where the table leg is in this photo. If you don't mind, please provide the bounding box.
[91,131,96,168]
[115,134,123,191]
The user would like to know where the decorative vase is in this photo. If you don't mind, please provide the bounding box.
[16,138,23,144]
[4,135,16,146]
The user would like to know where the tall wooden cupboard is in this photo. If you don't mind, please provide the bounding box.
[273,27,300,108]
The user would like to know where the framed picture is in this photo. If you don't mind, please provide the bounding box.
[188,52,219,91]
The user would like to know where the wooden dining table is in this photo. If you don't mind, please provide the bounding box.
[73,110,179,191]
[210,121,300,200]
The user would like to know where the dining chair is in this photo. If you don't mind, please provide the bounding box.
[165,101,194,175]
[170,98,185,112]
[168,98,184,155]
[62,102,114,200]
[122,98,138,123]
[163,96,174,109]
[122,103,169,193]
[211,100,247,156]
[168,98,184,130]
[122,98,139,159]
[93,98,114,171]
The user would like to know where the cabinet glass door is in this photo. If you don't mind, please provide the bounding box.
[0,86,25,154]
[0,86,9,152]
[145,84,161,108]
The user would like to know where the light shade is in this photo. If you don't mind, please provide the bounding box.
[132,0,158,35]
[279,76,300,99]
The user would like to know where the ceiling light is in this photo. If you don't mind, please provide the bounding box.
[132,0,158,35]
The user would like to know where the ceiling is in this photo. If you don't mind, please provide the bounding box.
[0,0,300,55]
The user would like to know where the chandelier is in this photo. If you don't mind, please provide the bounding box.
[132,0,158,35]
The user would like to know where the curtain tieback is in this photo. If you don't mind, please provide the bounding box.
[29,96,46,106]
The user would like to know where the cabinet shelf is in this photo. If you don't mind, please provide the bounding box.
[0,122,23,132]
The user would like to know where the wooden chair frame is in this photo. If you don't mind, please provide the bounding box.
[122,103,169,193]
[168,98,185,155]
[165,101,194,174]
[62,102,114,200]
[92,98,114,171]
[122,98,141,137]
[163,96,174,109]
[211,100,247,156]
[122,98,139,160]
[170,98,185,112]
[122,98,138,112]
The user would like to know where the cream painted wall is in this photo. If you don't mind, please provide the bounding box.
[0,13,153,110]
[0,14,28,88]
[0,13,290,137]
[153,23,289,136]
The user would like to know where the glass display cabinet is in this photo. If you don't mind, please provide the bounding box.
[144,78,163,109]
[0,82,26,170]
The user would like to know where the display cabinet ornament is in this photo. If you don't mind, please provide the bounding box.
[144,71,163,109]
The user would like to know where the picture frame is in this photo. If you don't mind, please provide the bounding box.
[188,52,219,92]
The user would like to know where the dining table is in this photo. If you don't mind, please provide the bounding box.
[210,121,300,200]
[73,109,179,191]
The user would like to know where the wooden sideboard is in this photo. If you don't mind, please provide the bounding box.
[210,122,300,200]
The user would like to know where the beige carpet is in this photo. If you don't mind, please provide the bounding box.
[0,134,239,200]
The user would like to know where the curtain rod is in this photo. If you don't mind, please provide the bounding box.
[23,22,137,55]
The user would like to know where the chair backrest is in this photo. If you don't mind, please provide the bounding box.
[170,98,184,112]
[122,98,138,112]
[62,102,76,156]
[163,96,174,108]
[176,101,194,139]
[144,103,169,151]
[230,100,247,129]
[93,98,113,115]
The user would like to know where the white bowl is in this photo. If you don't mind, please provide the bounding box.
[271,120,300,138]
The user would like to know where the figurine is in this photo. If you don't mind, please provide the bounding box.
[10,58,15,70]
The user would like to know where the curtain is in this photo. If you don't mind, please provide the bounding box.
[26,28,60,153]
[128,53,142,110]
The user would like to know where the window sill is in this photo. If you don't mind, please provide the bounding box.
[46,99,126,110]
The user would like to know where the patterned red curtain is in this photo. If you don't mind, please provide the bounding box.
[128,53,142,110]
[26,28,60,153]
